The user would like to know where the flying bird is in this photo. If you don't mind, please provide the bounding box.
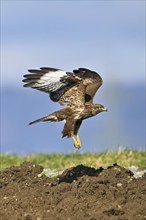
[23,67,107,148]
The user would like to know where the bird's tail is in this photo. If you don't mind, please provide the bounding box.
[29,107,73,125]
[29,114,58,125]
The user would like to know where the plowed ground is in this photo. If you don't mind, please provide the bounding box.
[0,162,146,220]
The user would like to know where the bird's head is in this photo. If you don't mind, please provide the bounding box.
[92,104,108,115]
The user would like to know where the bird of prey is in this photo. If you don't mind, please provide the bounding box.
[23,67,107,148]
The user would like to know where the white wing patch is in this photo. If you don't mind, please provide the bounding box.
[23,69,68,93]
[37,70,67,92]
[40,70,67,82]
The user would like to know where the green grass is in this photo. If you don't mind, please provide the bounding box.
[0,150,146,170]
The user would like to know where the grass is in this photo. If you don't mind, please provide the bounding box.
[0,150,146,170]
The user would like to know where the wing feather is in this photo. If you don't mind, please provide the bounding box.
[23,67,82,105]
[73,68,103,102]
[23,68,69,93]
[23,67,103,106]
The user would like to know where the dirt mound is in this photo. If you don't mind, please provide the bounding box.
[0,162,146,220]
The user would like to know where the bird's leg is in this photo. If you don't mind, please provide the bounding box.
[72,135,81,149]
[75,134,81,148]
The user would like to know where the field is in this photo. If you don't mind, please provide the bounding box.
[0,150,146,220]
[0,150,146,170]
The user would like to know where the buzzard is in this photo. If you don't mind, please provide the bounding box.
[23,67,107,148]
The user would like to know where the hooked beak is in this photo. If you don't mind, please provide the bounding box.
[102,107,108,112]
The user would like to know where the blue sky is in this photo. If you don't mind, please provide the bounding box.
[1,1,145,87]
[1,1,145,153]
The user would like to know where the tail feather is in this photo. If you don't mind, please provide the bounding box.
[29,108,72,126]
[29,114,57,125]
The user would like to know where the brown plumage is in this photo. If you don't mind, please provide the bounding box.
[23,67,107,148]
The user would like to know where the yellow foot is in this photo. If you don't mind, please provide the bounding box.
[75,134,81,147]
[72,135,81,149]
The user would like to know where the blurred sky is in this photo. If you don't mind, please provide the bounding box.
[1,0,145,87]
[1,1,145,154]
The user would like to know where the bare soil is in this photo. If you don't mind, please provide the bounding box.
[0,162,146,220]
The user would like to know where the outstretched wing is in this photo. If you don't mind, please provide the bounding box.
[23,67,81,104]
[23,67,103,107]
[23,67,72,93]
[73,68,103,103]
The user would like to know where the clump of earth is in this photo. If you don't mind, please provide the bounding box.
[0,162,146,220]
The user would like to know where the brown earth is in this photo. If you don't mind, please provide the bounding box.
[0,162,146,220]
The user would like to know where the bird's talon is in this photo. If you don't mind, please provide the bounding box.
[72,135,81,149]
[76,134,81,147]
